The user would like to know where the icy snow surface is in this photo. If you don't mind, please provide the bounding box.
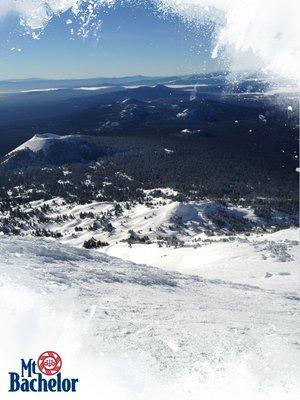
[0,232,299,399]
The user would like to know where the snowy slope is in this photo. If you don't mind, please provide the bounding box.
[0,236,299,399]
[13,194,296,243]
[103,228,300,293]
[9,194,298,294]
[1,133,101,168]
[7,133,62,154]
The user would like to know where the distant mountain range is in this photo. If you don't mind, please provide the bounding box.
[0,75,178,93]
[2,71,296,94]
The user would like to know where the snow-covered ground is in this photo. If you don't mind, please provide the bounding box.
[8,193,297,293]
[0,228,299,399]
[1,188,299,398]
[103,229,299,291]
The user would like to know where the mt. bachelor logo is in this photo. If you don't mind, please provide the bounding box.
[37,351,62,376]
[8,351,79,393]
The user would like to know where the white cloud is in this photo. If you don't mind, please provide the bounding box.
[159,0,300,82]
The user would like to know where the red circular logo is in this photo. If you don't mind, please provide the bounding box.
[37,351,62,375]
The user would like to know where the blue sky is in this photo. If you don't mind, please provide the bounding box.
[0,2,220,79]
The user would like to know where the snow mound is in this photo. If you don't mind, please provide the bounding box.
[172,202,200,222]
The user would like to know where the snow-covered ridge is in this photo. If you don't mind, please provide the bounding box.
[8,133,80,155]
[2,133,101,168]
